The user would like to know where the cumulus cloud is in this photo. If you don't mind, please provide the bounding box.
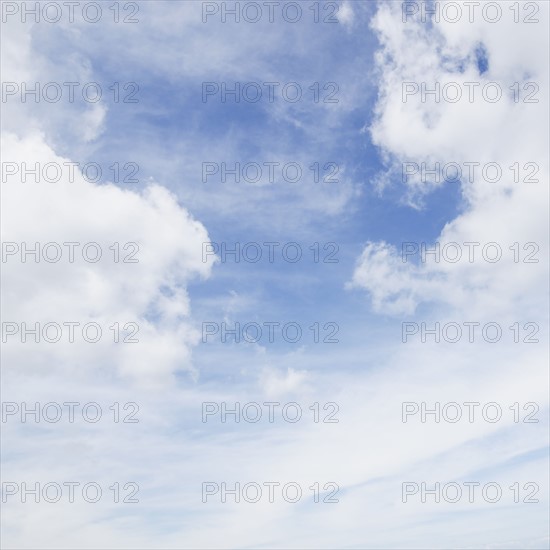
[0,2,217,388]
[352,0,549,320]
[1,131,215,385]
[348,241,438,315]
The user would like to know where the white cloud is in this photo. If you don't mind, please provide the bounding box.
[336,1,354,28]
[1,131,214,385]
[352,0,549,321]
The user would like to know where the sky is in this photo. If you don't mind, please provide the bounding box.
[1,1,549,548]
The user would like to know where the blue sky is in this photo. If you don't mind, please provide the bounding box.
[1,1,549,548]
